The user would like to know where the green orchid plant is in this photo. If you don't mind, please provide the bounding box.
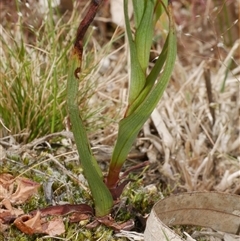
[67,0,177,218]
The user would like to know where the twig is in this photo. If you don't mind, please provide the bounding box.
[204,67,215,125]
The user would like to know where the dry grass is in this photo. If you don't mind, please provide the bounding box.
[146,39,240,193]
[147,2,240,195]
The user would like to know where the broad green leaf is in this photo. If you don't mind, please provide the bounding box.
[126,36,169,116]
[124,0,146,104]
[135,0,155,72]
[132,0,145,28]
[67,57,113,217]
[109,3,177,173]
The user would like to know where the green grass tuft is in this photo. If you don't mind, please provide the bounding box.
[0,4,110,143]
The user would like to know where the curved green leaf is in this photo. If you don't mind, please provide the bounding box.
[132,0,145,28]
[124,0,146,105]
[67,58,113,217]
[135,0,155,72]
[108,3,177,184]
[126,36,169,116]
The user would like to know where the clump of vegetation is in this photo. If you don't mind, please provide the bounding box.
[67,0,176,217]
[0,0,114,143]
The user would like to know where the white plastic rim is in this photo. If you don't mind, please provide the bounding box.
[144,210,184,241]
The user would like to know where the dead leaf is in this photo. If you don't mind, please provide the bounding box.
[14,211,42,235]
[14,211,65,236]
[10,177,40,204]
[97,215,135,231]
[30,203,93,218]
[0,173,40,205]
[12,203,94,235]
[0,220,9,233]
[0,174,40,232]
[42,217,65,236]
[86,215,134,231]
[0,199,24,222]
[0,173,15,199]
[0,199,24,233]
[69,212,90,222]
